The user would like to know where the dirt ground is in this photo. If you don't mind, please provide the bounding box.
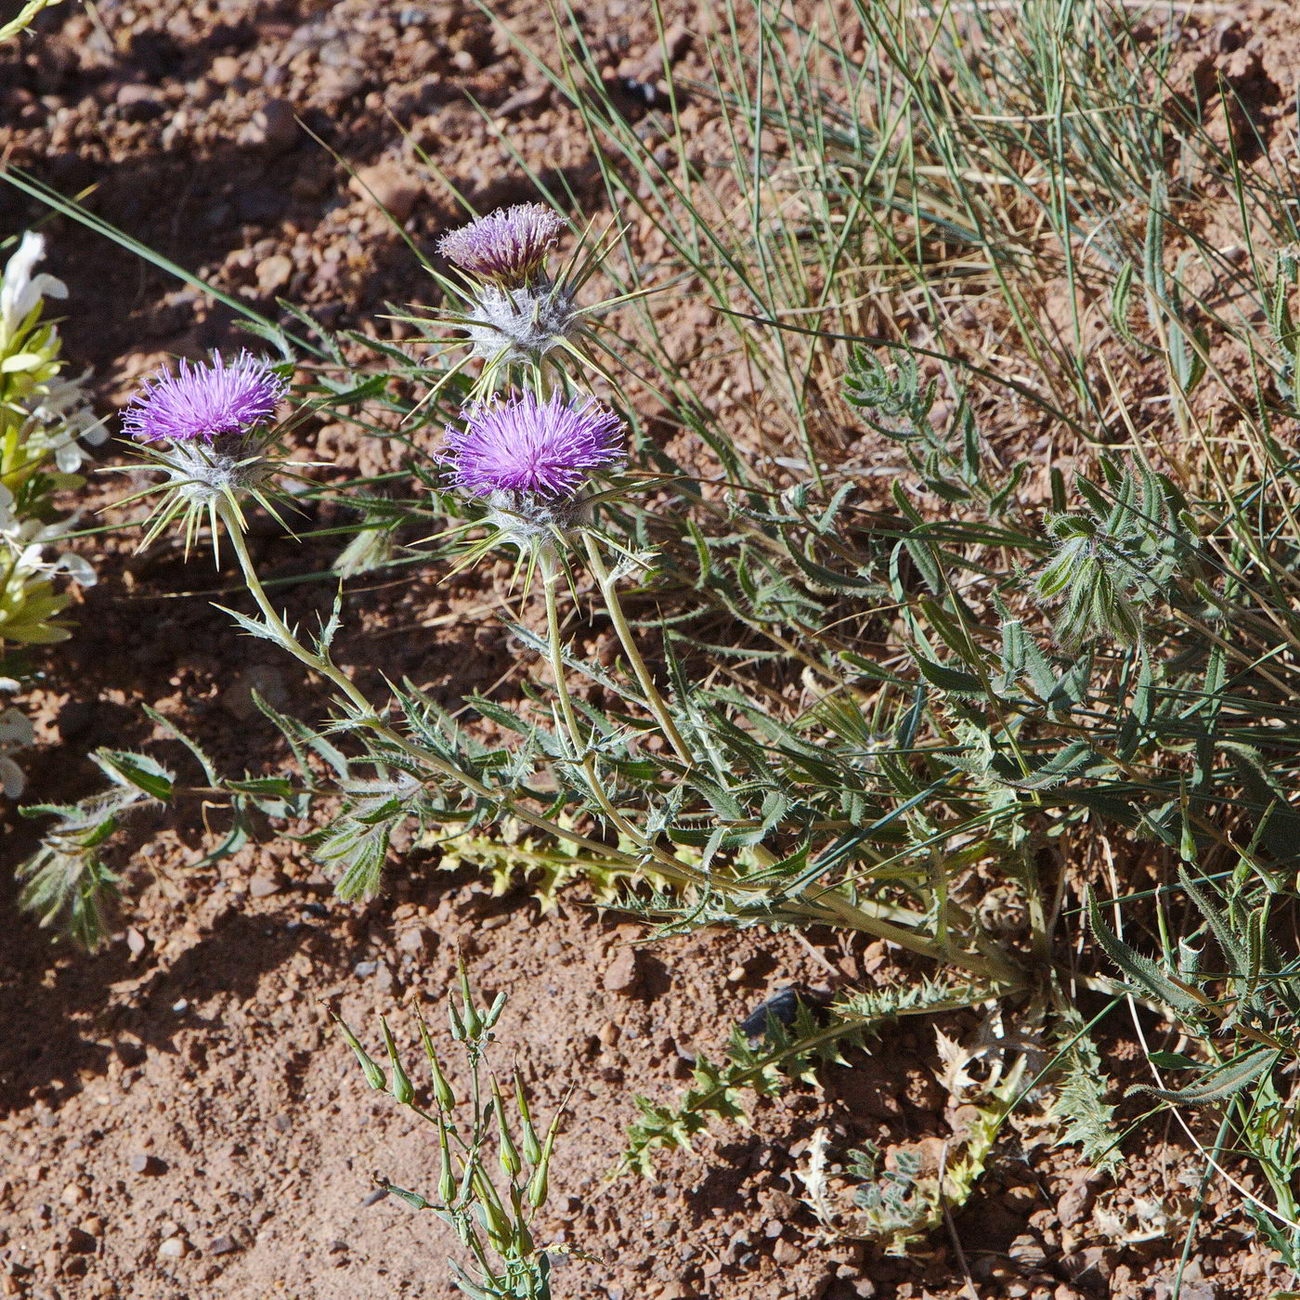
[3,1,1300,1297]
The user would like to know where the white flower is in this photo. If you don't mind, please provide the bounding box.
[0,512,97,588]
[0,705,34,799]
[0,232,67,346]
[30,371,108,472]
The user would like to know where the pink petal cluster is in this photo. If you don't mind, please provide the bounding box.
[437,204,565,283]
[442,391,623,500]
[123,352,286,444]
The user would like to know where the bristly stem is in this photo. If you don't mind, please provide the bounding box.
[582,532,693,764]
[218,502,1013,981]
[219,498,376,717]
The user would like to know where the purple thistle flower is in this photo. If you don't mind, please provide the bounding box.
[123,351,286,445]
[442,391,624,501]
[437,204,566,284]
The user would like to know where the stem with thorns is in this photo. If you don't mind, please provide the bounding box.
[218,502,1013,981]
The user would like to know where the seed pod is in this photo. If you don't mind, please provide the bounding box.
[515,1070,543,1167]
[492,1081,521,1177]
[474,1169,511,1250]
[483,991,508,1031]
[448,994,467,1042]
[526,1113,561,1208]
[509,1185,534,1256]
[458,1153,477,1207]
[379,1016,414,1106]
[459,966,483,1039]
[332,1013,386,1091]
[437,1117,456,1205]
[416,1015,456,1112]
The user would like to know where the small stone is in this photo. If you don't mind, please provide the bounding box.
[60,1182,86,1206]
[1057,1173,1095,1229]
[208,1234,239,1256]
[353,960,378,978]
[65,1227,97,1254]
[240,98,298,153]
[255,255,293,295]
[158,1237,187,1259]
[602,946,641,995]
[126,927,148,958]
[350,162,422,222]
[248,873,284,900]
[130,1153,166,1177]
[396,924,432,956]
[210,55,242,84]
[773,1238,799,1267]
[116,83,164,122]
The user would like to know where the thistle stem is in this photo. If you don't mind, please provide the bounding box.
[582,533,692,764]
[217,503,1013,984]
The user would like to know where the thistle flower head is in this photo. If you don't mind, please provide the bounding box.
[438,204,566,284]
[442,390,624,502]
[123,351,286,446]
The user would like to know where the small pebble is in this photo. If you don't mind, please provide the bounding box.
[248,872,284,900]
[158,1237,187,1259]
[602,946,641,995]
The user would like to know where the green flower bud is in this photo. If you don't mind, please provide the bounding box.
[515,1070,543,1167]
[380,1016,414,1107]
[492,1081,521,1178]
[332,1013,385,1091]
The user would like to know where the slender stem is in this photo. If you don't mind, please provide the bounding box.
[220,501,374,717]
[583,533,693,763]
[540,552,585,759]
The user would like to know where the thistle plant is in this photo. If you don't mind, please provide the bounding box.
[119,349,291,551]
[334,970,565,1299]
[416,202,642,403]
[20,0,1300,1267]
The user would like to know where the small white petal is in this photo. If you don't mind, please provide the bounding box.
[57,552,97,588]
[54,439,84,473]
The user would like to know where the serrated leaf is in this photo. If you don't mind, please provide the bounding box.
[1131,1047,1276,1105]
